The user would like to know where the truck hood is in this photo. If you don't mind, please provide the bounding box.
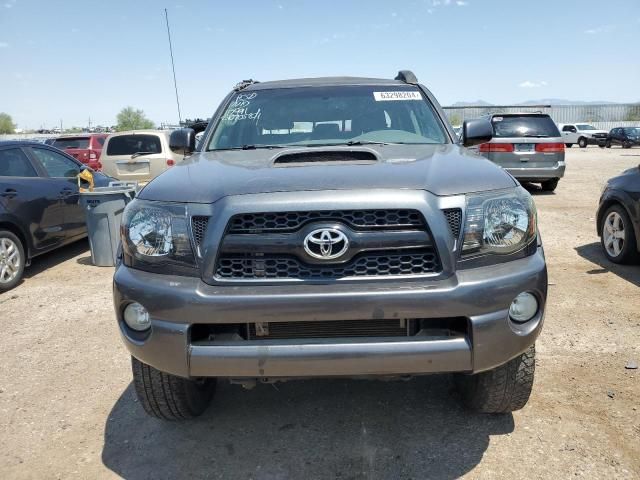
[581,130,608,136]
[138,144,517,203]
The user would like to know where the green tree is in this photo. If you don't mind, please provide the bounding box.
[116,107,155,131]
[0,112,16,134]
[447,113,462,126]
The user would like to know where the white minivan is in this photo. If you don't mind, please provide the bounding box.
[100,130,184,183]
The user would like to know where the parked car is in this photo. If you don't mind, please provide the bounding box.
[49,134,108,171]
[100,130,183,184]
[114,71,546,420]
[558,123,608,148]
[604,127,640,149]
[0,141,114,291]
[477,113,565,191]
[596,165,640,264]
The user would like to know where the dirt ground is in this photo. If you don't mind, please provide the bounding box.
[1,146,639,479]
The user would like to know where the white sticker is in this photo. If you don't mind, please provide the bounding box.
[373,91,422,101]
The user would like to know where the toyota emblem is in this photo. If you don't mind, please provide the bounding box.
[304,228,349,260]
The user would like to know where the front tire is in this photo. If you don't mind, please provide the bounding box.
[623,141,632,149]
[455,344,536,413]
[0,230,25,292]
[578,137,588,148]
[600,204,639,264]
[565,143,573,148]
[131,356,217,420]
[541,178,559,192]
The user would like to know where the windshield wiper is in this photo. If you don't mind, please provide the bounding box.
[209,145,284,151]
[131,151,155,159]
[301,141,398,148]
[521,134,549,138]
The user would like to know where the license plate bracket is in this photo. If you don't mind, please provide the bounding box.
[515,143,535,152]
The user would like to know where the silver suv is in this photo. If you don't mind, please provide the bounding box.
[478,113,565,192]
[113,71,547,420]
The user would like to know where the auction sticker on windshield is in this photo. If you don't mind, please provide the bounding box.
[373,91,422,101]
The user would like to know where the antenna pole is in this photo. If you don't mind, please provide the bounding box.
[164,8,182,124]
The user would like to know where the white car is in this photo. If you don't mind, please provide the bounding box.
[558,123,608,148]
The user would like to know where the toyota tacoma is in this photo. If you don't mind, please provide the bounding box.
[113,71,546,420]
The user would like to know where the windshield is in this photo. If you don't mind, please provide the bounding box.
[106,134,162,156]
[623,127,640,135]
[576,124,596,130]
[491,115,560,138]
[207,86,448,150]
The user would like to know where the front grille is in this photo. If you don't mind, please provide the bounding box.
[191,216,209,247]
[248,319,409,339]
[228,209,424,234]
[216,249,439,280]
[443,208,462,237]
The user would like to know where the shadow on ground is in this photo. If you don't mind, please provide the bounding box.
[102,377,513,480]
[23,238,89,279]
[575,241,640,288]
[521,182,554,196]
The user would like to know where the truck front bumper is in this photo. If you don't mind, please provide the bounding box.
[113,247,547,379]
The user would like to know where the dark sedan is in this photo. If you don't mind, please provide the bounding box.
[605,127,640,149]
[0,141,113,291]
[597,165,640,264]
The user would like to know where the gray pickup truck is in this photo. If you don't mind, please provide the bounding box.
[113,71,547,420]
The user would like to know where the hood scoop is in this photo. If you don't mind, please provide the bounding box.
[272,149,379,167]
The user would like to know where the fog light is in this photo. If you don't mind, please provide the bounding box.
[123,303,151,331]
[509,292,538,323]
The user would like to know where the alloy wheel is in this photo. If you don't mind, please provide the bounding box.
[0,237,21,284]
[603,211,626,258]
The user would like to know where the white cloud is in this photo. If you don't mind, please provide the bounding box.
[0,42,8,48]
[4,0,16,9]
[456,1,468,5]
[584,24,615,34]
[519,80,548,88]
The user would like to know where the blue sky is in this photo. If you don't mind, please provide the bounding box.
[1,0,639,129]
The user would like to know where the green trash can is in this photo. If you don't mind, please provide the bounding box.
[79,185,136,266]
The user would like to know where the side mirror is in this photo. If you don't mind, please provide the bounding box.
[462,119,493,147]
[169,128,196,155]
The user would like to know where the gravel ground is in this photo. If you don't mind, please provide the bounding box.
[1,146,639,479]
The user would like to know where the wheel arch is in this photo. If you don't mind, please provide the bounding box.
[0,219,31,260]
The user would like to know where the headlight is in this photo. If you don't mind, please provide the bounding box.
[462,188,537,258]
[121,199,197,276]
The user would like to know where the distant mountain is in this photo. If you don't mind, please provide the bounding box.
[521,99,619,106]
[450,100,493,107]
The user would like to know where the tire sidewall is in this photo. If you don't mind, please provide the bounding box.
[0,230,26,292]
[578,137,588,148]
[541,178,559,192]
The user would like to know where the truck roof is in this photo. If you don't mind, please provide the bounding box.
[244,76,409,91]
